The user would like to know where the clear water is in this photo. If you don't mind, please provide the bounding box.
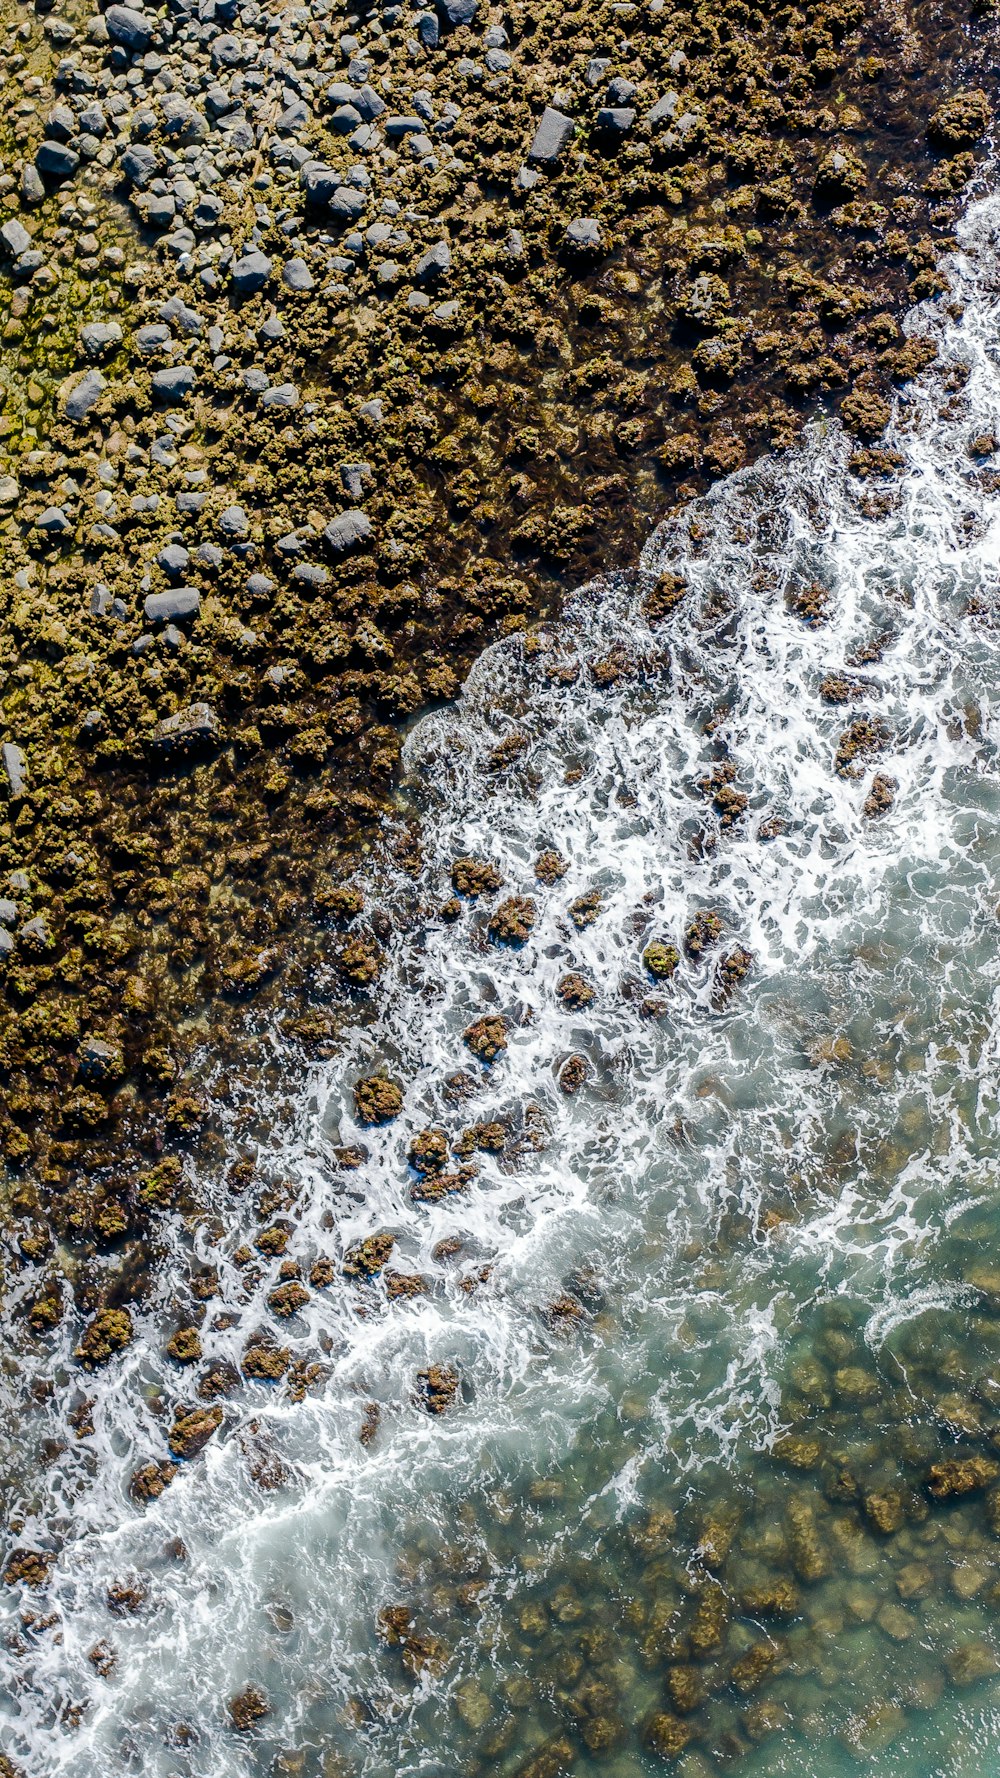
[7,187,1000,1777]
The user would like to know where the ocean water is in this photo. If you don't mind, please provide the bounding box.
[7,186,1000,1776]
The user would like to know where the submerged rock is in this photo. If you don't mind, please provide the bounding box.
[927,1456,1000,1498]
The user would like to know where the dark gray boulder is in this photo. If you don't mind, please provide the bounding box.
[152,366,196,403]
[105,4,154,50]
[36,140,80,181]
[527,107,575,164]
[145,588,202,623]
[324,509,373,553]
[416,240,451,280]
[63,368,107,419]
[231,251,272,294]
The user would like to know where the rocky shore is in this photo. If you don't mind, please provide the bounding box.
[0,0,995,1309]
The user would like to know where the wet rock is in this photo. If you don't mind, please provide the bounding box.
[464,1016,507,1061]
[488,896,536,944]
[229,1685,270,1731]
[168,1405,223,1458]
[929,91,990,152]
[878,1601,915,1642]
[353,1076,403,1124]
[166,1327,202,1364]
[416,1363,460,1414]
[843,1703,907,1757]
[75,1307,134,1368]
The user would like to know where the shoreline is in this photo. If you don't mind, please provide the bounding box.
[0,0,996,1373]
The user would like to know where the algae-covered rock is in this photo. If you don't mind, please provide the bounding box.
[166,1327,202,1365]
[416,1363,460,1414]
[268,1281,310,1317]
[76,1307,133,1368]
[864,1489,906,1534]
[344,1233,396,1277]
[168,1404,223,1458]
[452,856,503,896]
[666,1664,706,1714]
[488,897,536,945]
[556,972,595,1008]
[643,941,679,981]
[946,1640,999,1686]
[464,1016,507,1062]
[646,1712,695,1759]
[684,912,724,958]
[787,1498,831,1582]
[229,1685,270,1730]
[927,1455,1000,1498]
[130,1460,177,1502]
[929,91,990,151]
[534,851,568,884]
[354,1076,403,1124]
[3,1548,54,1588]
